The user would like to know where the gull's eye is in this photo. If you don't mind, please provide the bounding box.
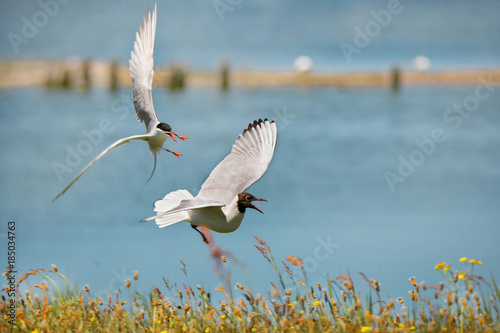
[245,195,251,201]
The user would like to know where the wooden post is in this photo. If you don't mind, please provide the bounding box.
[220,61,230,90]
[80,59,91,92]
[169,63,185,90]
[60,66,71,89]
[390,65,400,92]
[109,60,118,91]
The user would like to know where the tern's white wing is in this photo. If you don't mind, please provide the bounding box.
[53,134,151,202]
[129,1,158,132]
[197,119,277,206]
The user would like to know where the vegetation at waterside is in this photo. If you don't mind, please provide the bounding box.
[2,236,499,332]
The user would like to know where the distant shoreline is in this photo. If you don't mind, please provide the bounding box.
[1,59,499,90]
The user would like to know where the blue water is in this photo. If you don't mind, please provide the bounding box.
[1,84,499,302]
[1,0,500,305]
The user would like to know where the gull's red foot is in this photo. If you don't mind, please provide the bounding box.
[191,224,210,244]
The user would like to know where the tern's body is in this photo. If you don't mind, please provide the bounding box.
[143,119,277,242]
[147,128,169,154]
[53,1,183,202]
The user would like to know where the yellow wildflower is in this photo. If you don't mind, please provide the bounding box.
[458,271,466,279]
[251,329,257,332]
[475,260,482,264]
[205,328,211,333]
[286,255,303,267]
[435,262,446,270]
[220,315,226,319]
[288,302,295,306]
[361,327,372,332]
[459,257,467,262]
[443,264,450,271]
[312,301,320,306]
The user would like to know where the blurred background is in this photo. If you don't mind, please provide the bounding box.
[1,0,499,302]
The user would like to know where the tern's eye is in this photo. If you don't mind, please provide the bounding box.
[245,195,251,201]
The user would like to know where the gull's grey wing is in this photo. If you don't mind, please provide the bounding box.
[52,134,151,202]
[129,1,159,132]
[197,119,277,205]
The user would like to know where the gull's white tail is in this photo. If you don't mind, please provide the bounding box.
[146,189,194,227]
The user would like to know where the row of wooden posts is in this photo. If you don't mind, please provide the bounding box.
[5,58,498,91]
[44,60,232,92]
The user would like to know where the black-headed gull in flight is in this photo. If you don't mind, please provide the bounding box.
[142,119,277,243]
[53,1,185,202]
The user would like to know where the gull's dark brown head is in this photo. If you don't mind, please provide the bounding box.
[237,192,267,214]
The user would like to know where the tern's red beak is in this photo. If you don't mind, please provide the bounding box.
[167,132,178,142]
[167,132,187,142]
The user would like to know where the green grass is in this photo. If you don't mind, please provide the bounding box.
[2,236,499,332]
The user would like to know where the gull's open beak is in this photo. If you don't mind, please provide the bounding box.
[250,198,267,214]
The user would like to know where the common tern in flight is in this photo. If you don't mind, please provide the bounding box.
[142,119,277,244]
[53,1,185,202]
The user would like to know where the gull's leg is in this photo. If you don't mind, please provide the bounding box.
[162,147,181,157]
[191,224,209,244]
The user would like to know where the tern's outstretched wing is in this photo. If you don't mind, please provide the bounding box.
[129,1,158,132]
[197,119,277,206]
[52,134,151,202]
